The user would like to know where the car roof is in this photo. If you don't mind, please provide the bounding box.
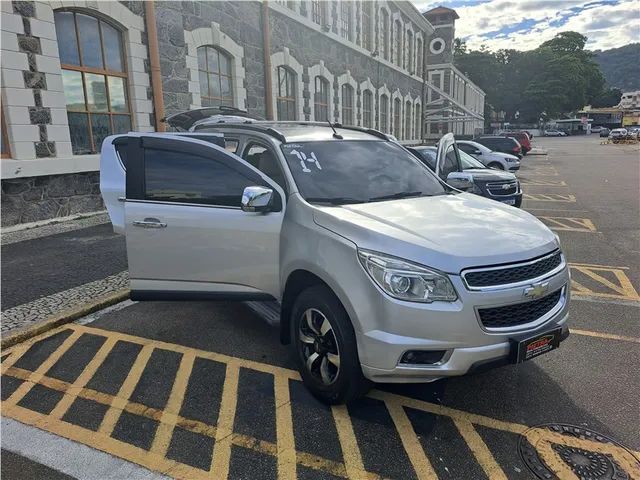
[193,121,388,142]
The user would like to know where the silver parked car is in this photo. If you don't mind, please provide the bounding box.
[455,140,521,171]
[101,116,570,404]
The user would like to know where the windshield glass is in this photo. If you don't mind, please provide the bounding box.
[280,141,447,204]
[458,149,486,169]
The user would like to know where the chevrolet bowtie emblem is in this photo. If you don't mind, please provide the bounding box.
[523,282,549,300]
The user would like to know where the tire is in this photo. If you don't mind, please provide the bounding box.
[290,285,371,404]
[488,162,504,170]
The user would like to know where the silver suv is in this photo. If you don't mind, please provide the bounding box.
[100,118,570,404]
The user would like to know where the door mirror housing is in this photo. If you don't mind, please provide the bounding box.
[241,186,274,212]
[473,149,482,155]
[446,172,474,191]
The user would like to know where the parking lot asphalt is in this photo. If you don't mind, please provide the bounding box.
[2,135,639,479]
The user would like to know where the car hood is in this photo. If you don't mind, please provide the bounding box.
[312,193,558,274]
[462,168,516,181]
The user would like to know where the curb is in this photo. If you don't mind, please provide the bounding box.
[1,289,130,350]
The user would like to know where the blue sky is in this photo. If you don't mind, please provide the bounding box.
[412,0,639,51]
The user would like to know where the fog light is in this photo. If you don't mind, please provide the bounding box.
[400,350,446,365]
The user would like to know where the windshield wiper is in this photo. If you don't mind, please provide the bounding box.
[306,196,363,205]
[368,191,423,202]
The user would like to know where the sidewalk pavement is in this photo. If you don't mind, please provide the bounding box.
[1,215,128,335]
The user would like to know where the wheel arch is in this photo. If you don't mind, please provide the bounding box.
[280,268,351,345]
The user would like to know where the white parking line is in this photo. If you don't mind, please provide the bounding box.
[1,417,169,480]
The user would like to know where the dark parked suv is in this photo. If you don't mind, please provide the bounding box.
[475,136,522,158]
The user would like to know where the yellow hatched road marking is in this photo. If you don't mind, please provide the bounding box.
[539,216,597,232]
[524,193,576,202]
[520,179,568,186]
[274,374,297,480]
[3,324,639,480]
[209,360,240,479]
[4,329,82,407]
[525,169,558,176]
[149,351,196,458]
[49,336,118,420]
[569,263,640,301]
[385,398,438,479]
[98,344,154,436]
[453,419,508,480]
[571,329,640,344]
[332,404,373,479]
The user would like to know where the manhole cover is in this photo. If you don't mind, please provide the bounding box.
[518,424,640,480]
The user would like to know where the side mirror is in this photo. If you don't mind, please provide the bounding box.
[241,186,273,213]
[473,149,482,155]
[446,172,474,191]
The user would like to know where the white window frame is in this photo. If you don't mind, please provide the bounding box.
[308,61,335,122]
[185,22,247,110]
[359,77,376,127]
[270,48,305,120]
[336,70,358,124]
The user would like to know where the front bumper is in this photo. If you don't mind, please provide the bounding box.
[355,264,570,383]
[360,314,569,383]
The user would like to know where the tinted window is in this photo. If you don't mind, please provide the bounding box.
[144,148,256,206]
[441,146,460,179]
[280,141,446,204]
[457,143,474,154]
[410,148,436,171]
[242,143,287,190]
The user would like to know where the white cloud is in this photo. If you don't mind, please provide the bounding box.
[412,0,640,51]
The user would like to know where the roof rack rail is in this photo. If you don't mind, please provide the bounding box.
[193,122,286,143]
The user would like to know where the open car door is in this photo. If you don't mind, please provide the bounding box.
[435,133,472,191]
[123,133,286,301]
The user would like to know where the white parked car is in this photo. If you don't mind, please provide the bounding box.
[100,115,570,404]
[590,126,604,133]
[455,140,521,171]
[543,129,567,137]
[609,128,628,139]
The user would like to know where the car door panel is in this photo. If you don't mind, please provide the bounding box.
[124,134,285,300]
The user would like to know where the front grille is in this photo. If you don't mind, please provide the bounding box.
[478,289,563,329]
[486,181,518,196]
[464,251,562,288]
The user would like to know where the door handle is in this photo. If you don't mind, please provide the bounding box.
[132,218,167,228]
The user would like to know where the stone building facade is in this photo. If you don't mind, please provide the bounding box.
[1,1,481,227]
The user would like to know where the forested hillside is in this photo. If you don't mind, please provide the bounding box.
[593,44,640,91]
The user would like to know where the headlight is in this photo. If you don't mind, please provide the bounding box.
[358,250,458,303]
[553,232,562,247]
[505,157,517,162]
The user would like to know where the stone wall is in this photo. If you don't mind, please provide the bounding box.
[1,173,103,226]
[155,1,266,118]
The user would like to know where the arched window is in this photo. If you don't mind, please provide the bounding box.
[380,94,389,133]
[362,2,372,50]
[393,97,401,138]
[406,31,414,72]
[55,11,130,155]
[394,20,402,67]
[415,104,422,140]
[277,66,297,120]
[416,38,423,76]
[380,9,389,60]
[362,90,373,128]
[405,100,412,139]
[314,76,330,121]
[197,46,234,107]
[341,84,354,125]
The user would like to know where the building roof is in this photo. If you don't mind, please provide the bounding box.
[423,6,460,20]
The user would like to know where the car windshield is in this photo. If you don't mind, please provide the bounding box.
[458,149,486,169]
[280,140,447,204]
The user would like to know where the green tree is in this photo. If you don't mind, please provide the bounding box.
[454,31,611,122]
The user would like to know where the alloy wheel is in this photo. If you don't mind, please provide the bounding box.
[298,308,341,385]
